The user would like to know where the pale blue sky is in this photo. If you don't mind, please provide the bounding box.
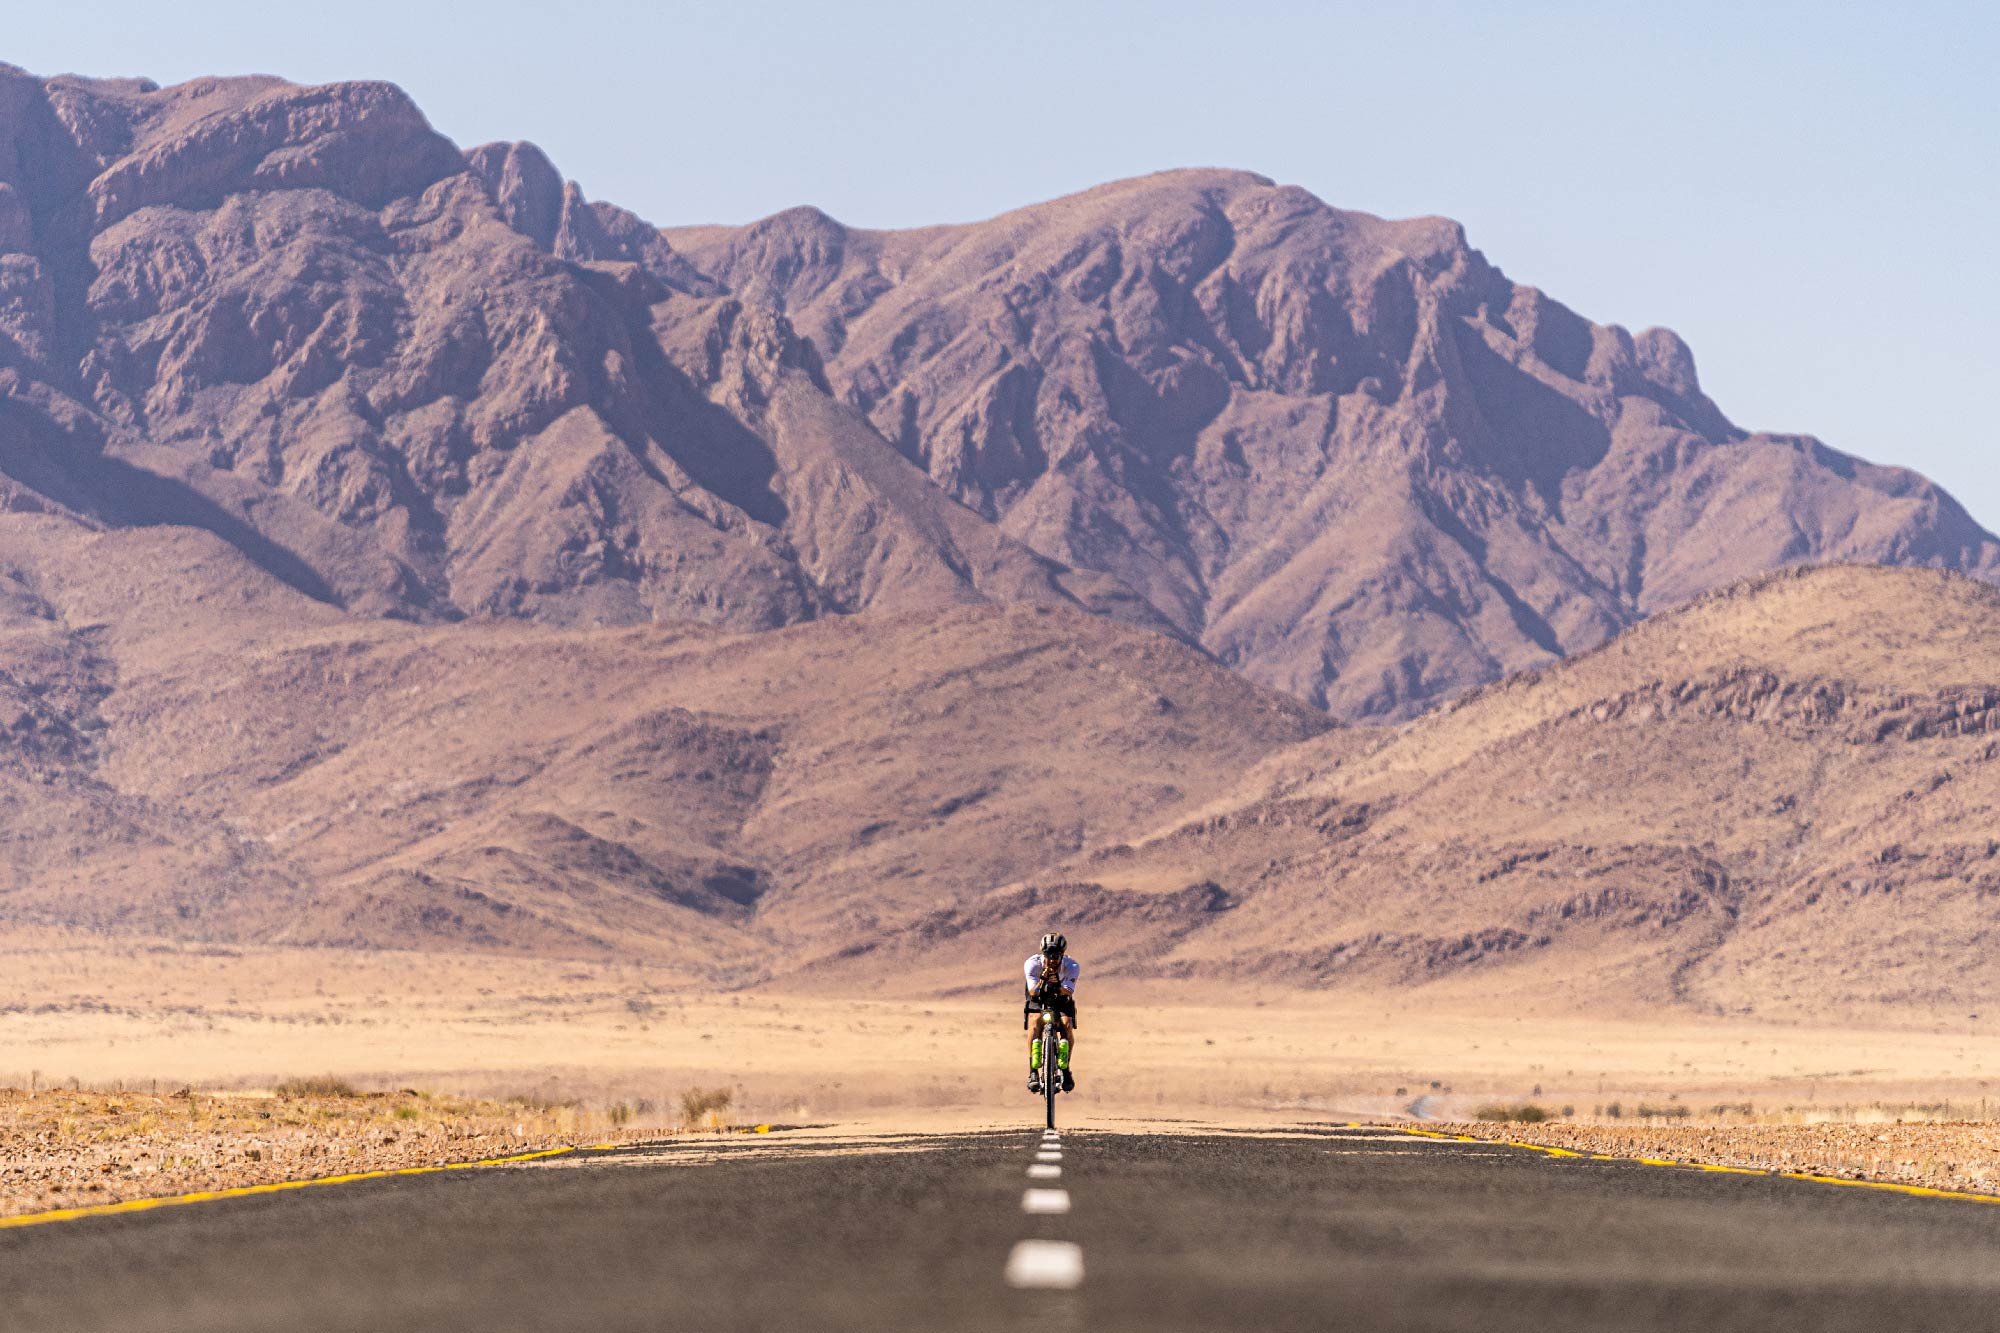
[11,2,1998,523]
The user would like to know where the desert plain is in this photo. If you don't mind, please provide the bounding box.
[14,932,2000,1217]
[7,64,2000,1232]
[14,938,2000,1120]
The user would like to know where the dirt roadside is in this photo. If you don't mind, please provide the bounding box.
[1436,1119,2000,1195]
[0,1087,686,1220]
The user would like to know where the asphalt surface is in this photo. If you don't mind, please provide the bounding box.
[9,1122,2000,1331]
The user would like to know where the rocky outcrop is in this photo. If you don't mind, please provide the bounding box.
[0,67,1117,635]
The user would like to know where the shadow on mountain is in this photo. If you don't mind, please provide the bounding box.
[575,269,791,531]
[638,358,791,530]
[86,454,345,609]
[0,398,104,517]
[1450,321,1612,504]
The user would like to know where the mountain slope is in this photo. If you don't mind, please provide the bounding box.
[9,494,2000,1019]
[669,171,2000,718]
[0,513,1326,979]
[958,565,2000,1019]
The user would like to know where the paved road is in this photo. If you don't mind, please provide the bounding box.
[7,1123,2000,1331]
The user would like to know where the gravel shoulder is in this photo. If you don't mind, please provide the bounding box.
[1437,1118,2000,1194]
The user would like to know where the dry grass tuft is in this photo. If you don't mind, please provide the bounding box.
[680,1086,733,1126]
[1475,1103,1553,1123]
[275,1075,360,1098]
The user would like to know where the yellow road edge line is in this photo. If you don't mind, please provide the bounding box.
[0,1144,583,1232]
[1777,1172,2000,1205]
[1388,1125,2000,1207]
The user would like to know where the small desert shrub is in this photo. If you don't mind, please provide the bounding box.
[680,1086,734,1124]
[1474,1103,1551,1123]
[394,1104,420,1121]
[276,1075,359,1098]
[507,1093,579,1112]
[607,1101,634,1127]
[1636,1102,1691,1120]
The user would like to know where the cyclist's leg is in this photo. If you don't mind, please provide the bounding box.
[1027,1010,1045,1068]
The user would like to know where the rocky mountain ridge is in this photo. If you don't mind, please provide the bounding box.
[668,172,2000,717]
[0,68,1140,642]
[0,66,1992,721]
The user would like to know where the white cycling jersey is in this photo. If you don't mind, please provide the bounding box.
[1023,954,1080,995]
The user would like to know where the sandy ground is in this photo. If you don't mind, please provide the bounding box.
[8,938,2000,1120]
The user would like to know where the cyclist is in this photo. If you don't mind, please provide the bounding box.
[1024,932,1079,1093]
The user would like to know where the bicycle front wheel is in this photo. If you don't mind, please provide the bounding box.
[1043,1017,1057,1129]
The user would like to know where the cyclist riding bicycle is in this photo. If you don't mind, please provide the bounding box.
[1024,932,1079,1094]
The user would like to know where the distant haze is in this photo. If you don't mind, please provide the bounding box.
[8,0,1997,525]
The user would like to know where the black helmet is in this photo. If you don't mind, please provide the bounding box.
[1040,932,1067,956]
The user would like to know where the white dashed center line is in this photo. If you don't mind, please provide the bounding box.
[1010,1131,1080,1289]
[1005,1239,1084,1289]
